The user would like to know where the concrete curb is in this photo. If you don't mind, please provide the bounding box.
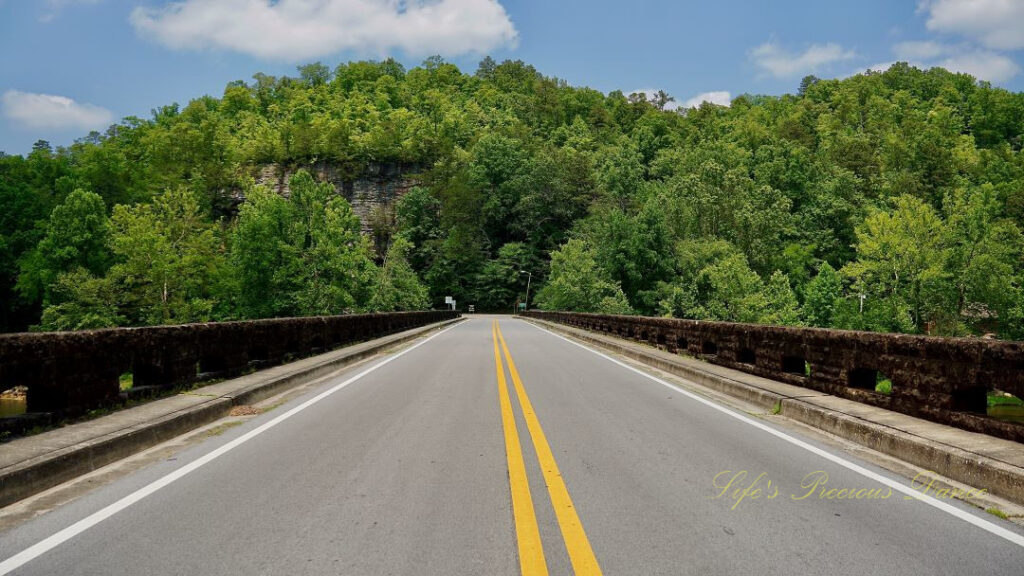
[525,318,1024,506]
[0,318,463,508]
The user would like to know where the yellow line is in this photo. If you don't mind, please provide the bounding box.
[493,320,549,576]
[497,322,603,576]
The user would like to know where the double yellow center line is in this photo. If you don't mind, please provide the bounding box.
[492,320,602,576]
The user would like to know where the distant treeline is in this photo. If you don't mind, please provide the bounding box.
[1,58,1023,337]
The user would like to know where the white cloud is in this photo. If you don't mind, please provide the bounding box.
[750,41,857,79]
[937,48,1021,83]
[920,0,1024,50]
[1,90,113,131]
[884,2,1024,85]
[40,0,101,23]
[681,91,731,108]
[130,0,519,61]
[874,41,1020,83]
[893,40,947,61]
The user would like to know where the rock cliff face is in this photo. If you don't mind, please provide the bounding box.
[252,161,421,243]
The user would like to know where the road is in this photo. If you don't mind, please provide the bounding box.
[0,317,1022,575]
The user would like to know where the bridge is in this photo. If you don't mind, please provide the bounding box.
[0,314,1023,574]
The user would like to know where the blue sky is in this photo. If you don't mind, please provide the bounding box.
[2,1,1023,155]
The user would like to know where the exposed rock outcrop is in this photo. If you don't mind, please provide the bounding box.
[252,161,421,240]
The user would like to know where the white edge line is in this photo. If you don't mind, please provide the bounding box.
[523,320,1024,548]
[0,321,464,575]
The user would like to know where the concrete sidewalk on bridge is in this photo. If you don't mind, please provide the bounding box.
[0,317,463,509]
[525,318,1024,510]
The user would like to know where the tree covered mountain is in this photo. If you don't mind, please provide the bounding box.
[2,58,1023,337]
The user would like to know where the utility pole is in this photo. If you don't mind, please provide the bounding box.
[520,270,532,311]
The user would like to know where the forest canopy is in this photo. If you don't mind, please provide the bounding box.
[2,57,1023,338]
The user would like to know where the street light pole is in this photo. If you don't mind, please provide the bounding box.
[520,270,532,312]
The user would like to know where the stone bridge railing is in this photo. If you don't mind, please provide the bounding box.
[0,311,458,420]
[524,311,1024,442]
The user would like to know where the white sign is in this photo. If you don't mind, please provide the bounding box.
[444,296,453,305]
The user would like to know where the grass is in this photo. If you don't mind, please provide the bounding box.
[985,507,1009,520]
[259,399,290,414]
[771,400,782,415]
[205,421,244,437]
[988,392,1024,423]
[804,361,812,377]
[988,391,1024,408]
[875,377,893,395]
[85,406,113,419]
[119,372,133,391]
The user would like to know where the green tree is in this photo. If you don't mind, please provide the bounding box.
[425,223,486,307]
[536,239,631,314]
[475,242,536,311]
[656,281,699,319]
[942,184,1024,333]
[802,262,843,327]
[842,195,949,332]
[692,253,765,323]
[369,237,430,311]
[471,133,528,245]
[0,155,62,330]
[582,204,673,313]
[598,143,644,208]
[760,271,802,326]
[37,269,123,331]
[511,150,595,254]
[231,185,298,318]
[298,62,331,86]
[18,189,110,306]
[395,186,441,274]
[233,171,376,318]
[105,187,225,325]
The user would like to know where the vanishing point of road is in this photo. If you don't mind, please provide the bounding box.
[1,317,1022,575]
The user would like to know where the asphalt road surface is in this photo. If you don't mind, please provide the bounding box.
[1,317,1022,575]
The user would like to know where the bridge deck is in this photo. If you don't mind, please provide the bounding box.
[0,317,1021,575]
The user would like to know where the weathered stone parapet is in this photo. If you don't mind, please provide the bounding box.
[525,311,1024,442]
[0,311,457,419]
